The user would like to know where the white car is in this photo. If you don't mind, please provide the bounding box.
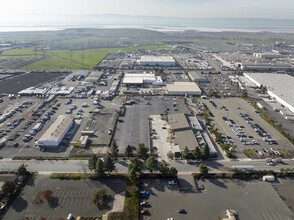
[167,218,175,220]
[168,180,177,185]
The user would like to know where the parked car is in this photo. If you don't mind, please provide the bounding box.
[168,180,177,185]
[140,201,149,206]
[140,209,149,214]
[139,191,149,196]
[177,209,186,213]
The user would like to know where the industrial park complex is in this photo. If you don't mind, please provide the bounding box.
[0,34,294,220]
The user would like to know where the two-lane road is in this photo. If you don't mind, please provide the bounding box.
[0,158,293,174]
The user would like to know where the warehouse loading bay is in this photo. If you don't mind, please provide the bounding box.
[201,98,294,158]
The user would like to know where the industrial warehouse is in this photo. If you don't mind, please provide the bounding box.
[168,113,217,157]
[245,72,294,114]
[36,115,74,148]
[139,55,176,66]
[166,82,202,96]
[122,72,164,86]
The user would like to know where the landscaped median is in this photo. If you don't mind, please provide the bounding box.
[108,179,139,220]
[243,149,259,159]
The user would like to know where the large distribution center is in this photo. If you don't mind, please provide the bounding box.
[122,72,164,86]
[166,82,202,96]
[139,56,176,66]
[245,73,294,113]
[37,115,74,147]
[239,63,292,71]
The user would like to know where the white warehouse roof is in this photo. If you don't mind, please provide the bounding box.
[37,115,73,147]
[139,56,176,66]
[123,73,164,85]
[245,73,294,113]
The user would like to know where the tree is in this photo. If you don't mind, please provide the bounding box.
[202,144,210,160]
[110,140,119,160]
[199,163,209,176]
[104,154,115,174]
[124,145,133,158]
[137,143,149,160]
[95,159,105,177]
[146,156,158,172]
[17,163,27,176]
[128,168,137,183]
[182,146,189,159]
[93,188,107,206]
[1,180,16,196]
[159,160,170,177]
[193,146,201,160]
[128,157,144,173]
[88,154,98,171]
[242,90,248,98]
[169,167,178,177]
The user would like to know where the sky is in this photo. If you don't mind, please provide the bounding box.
[1,0,294,19]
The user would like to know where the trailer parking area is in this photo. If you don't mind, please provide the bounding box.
[3,174,126,220]
[201,98,293,158]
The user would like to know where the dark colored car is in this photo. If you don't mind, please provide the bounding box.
[177,209,186,213]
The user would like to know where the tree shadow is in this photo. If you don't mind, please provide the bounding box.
[47,197,59,209]
[97,195,113,210]
[12,196,28,212]
[26,176,35,187]
[207,179,228,189]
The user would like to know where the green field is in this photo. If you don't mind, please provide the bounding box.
[0,44,168,69]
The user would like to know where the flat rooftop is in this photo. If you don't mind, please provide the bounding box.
[174,129,199,151]
[166,82,202,93]
[245,73,294,110]
[140,55,175,62]
[38,115,73,143]
[168,113,190,131]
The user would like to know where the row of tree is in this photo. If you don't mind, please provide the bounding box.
[182,144,210,160]
[128,156,178,183]
[88,154,115,177]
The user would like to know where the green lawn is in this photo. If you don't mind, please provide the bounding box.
[1,44,168,69]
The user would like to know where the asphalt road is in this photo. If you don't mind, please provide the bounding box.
[0,158,293,174]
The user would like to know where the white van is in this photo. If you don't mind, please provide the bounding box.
[67,213,72,220]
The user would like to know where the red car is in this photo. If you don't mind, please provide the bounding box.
[140,209,149,214]
[130,145,136,150]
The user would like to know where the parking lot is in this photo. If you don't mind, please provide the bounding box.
[202,98,294,158]
[3,174,126,220]
[199,73,239,97]
[139,176,294,220]
[113,96,187,153]
[165,71,190,84]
